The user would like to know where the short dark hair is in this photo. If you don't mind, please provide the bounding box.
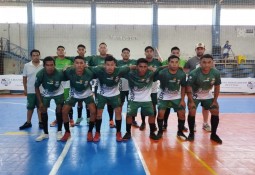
[201,54,214,60]
[171,46,180,52]
[144,46,154,52]
[57,45,65,50]
[136,58,148,65]
[105,55,117,64]
[122,48,130,53]
[43,56,55,66]
[168,55,180,62]
[74,56,85,61]
[30,49,40,56]
[77,44,86,49]
[99,42,107,47]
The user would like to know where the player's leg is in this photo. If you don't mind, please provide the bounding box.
[122,101,139,141]
[86,97,97,142]
[187,99,199,141]
[202,107,211,132]
[93,94,106,142]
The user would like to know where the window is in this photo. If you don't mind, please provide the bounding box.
[97,8,152,25]
[0,6,27,23]
[221,9,255,25]
[158,8,212,25]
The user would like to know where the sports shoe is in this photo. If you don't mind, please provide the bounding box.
[157,131,163,139]
[50,120,57,127]
[56,131,62,141]
[177,131,188,141]
[132,121,139,128]
[93,132,100,142]
[187,133,194,141]
[116,132,122,142]
[183,126,188,132]
[39,122,44,129]
[210,134,222,144]
[149,132,160,140]
[19,122,32,130]
[86,118,90,125]
[36,133,49,142]
[87,132,93,142]
[194,123,197,132]
[109,120,115,128]
[122,132,131,141]
[203,123,211,132]
[70,119,75,127]
[139,123,146,131]
[75,117,83,126]
[61,132,71,142]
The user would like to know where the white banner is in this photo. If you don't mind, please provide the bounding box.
[0,75,23,90]
[221,78,255,93]
[0,75,255,93]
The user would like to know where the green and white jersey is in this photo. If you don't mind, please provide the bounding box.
[55,57,73,89]
[117,59,136,91]
[35,68,65,97]
[162,58,187,68]
[90,66,130,97]
[124,70,154,102]
[64,67,95,99]
[154,68,186,100]
[87,55,106,87]
[187,67,221,100]
[23,61,43,94]
[147,58,162,93]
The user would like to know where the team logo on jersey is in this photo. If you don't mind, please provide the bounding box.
[47,80,54,85]
[107,77,114,80]
[170,78,177,83]
[177,79,180,84]
[84,81,88,86]
[203,77,210,82]
[54,81,60,87]
[146,78,150,83]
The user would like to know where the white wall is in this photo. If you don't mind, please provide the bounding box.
[1,24,255,61]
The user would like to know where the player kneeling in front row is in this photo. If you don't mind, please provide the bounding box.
[35,56,65,142]
[155,55,188,140]
[61,56,97,142]
[186,54,222,144]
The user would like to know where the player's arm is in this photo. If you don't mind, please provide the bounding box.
[23,76,27,96]
[34,73,44,111]
[179,86,186,108]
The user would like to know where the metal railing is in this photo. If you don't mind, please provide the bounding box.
[0,37,29,63]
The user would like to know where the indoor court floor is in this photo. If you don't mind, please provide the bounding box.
[0,94,255,175]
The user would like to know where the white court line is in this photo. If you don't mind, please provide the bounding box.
[49,138,72,175]
[122,112,150,175]
[132,137,150,175]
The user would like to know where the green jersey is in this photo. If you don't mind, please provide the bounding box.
[147,58,162,93]
[55,57,73,89]
[90,66,130,97]
[87,55,105,67]
[63,67,95,99]
[154,68,186,100]
[162,58,187,68]
[187,67,221,100]
[117,59,137,91]
[124,70,155,102]
[35,68,65,97]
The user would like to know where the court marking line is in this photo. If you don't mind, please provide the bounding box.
[49,138,72,175]
[132,137,150,175]
[176,139,218,175]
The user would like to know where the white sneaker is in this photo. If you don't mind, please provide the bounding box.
[56,131,62,141]
[203,123,211,132]
[194,123,197,132]
[36,133,49,142]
